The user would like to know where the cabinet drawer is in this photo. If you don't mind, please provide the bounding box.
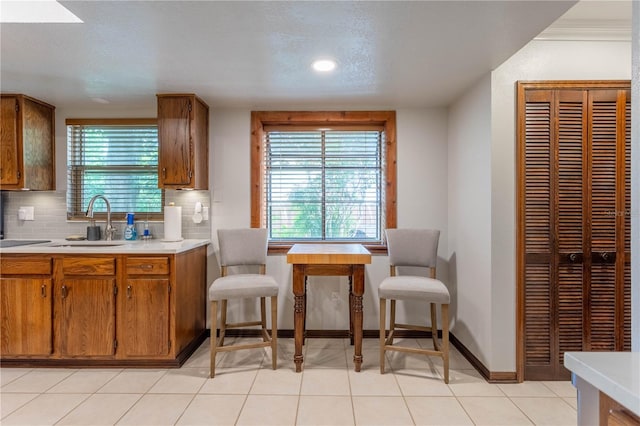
[0,257,52,275]
[62,257,115,275]
[126,257,170,275]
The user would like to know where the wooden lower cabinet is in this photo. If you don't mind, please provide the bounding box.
[119,256,171,358]
[0,278,53,356]
[0,247,207,367]
[58,277,116,357]
[0,257,53,356]
[57,257,117,358]
[600,392,640,426]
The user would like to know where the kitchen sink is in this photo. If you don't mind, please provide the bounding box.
[0,239,51,248]
[46,241,126,248]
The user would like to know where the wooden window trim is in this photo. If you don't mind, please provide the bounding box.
[250,111,397,254]
[66,118,158,126]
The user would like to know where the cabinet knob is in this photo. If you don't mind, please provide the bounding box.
[41,284,46,298]
[61,285,68,298]
[126,285,132,299]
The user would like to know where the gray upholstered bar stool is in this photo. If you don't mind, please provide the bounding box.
[378,228,450,383]
[209,228,278,378]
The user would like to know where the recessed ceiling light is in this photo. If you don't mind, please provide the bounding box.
[312,59,337,72]
[0,0,83,23]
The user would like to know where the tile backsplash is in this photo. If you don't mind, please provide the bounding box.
[2,190,211,241]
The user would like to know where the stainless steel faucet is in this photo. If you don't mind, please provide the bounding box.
[86,195,116,241]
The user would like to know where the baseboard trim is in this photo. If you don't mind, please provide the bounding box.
[1,329,208,369]
[218,328,518,383]
[448,334,518,383]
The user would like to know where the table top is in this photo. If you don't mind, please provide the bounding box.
[286,243,372,265]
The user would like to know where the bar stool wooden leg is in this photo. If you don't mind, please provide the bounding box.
[389,299,396,345]
[210,300,218,378]
[442,303,450,384]
[260,297,267,341]
[379,298,386,373]
[271,295,278,370]
[430,302,439,351]
[220,300,227,346]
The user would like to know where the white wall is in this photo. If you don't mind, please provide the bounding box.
[209,108,449,330]
[488,39,631,371]
[447,72,493,368]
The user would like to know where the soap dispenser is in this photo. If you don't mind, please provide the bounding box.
[124,213,137,240]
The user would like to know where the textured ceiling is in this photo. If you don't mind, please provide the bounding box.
[1,0,614,110]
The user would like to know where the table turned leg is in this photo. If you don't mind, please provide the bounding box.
[293,264,305,372]
[349,277,354,346]
[352,265,364,372]
[303,277,308,345]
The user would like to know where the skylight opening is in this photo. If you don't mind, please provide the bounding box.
[0,0,83,23]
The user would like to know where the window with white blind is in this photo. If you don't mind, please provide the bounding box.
[251,111,397,251]
[266,128,383,241]
[66,119,163,219]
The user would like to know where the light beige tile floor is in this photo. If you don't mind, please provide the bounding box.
[0,338,577,425]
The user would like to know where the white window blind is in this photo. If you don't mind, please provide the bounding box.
[265,128,384,242]
[67,122,163,218]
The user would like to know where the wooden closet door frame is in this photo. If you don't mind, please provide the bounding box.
[516,80,631,382]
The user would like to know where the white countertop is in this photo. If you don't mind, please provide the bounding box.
[565,351,640,416]
[0,238,210,254]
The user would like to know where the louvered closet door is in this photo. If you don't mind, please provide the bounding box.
[556,90,587,374]
[623,94,632,351]
[521,84,631,381]
[589,89,632,353]
[523,89,556,378]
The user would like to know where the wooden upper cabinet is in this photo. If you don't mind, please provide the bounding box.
[0,94,55,190]
[157,94,209,189]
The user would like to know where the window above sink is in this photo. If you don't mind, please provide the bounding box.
[66,118,164,221]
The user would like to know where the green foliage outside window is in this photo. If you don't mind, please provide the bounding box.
[266,130,381,241]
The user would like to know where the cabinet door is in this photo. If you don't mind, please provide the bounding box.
[59,278,116,357]
[0,96,20,186]
[0,278,52,355]
[22,97,55,190]
[120,278,170,357]
[158,96,192,187]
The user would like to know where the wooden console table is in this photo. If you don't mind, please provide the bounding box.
[286,243,372,372]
